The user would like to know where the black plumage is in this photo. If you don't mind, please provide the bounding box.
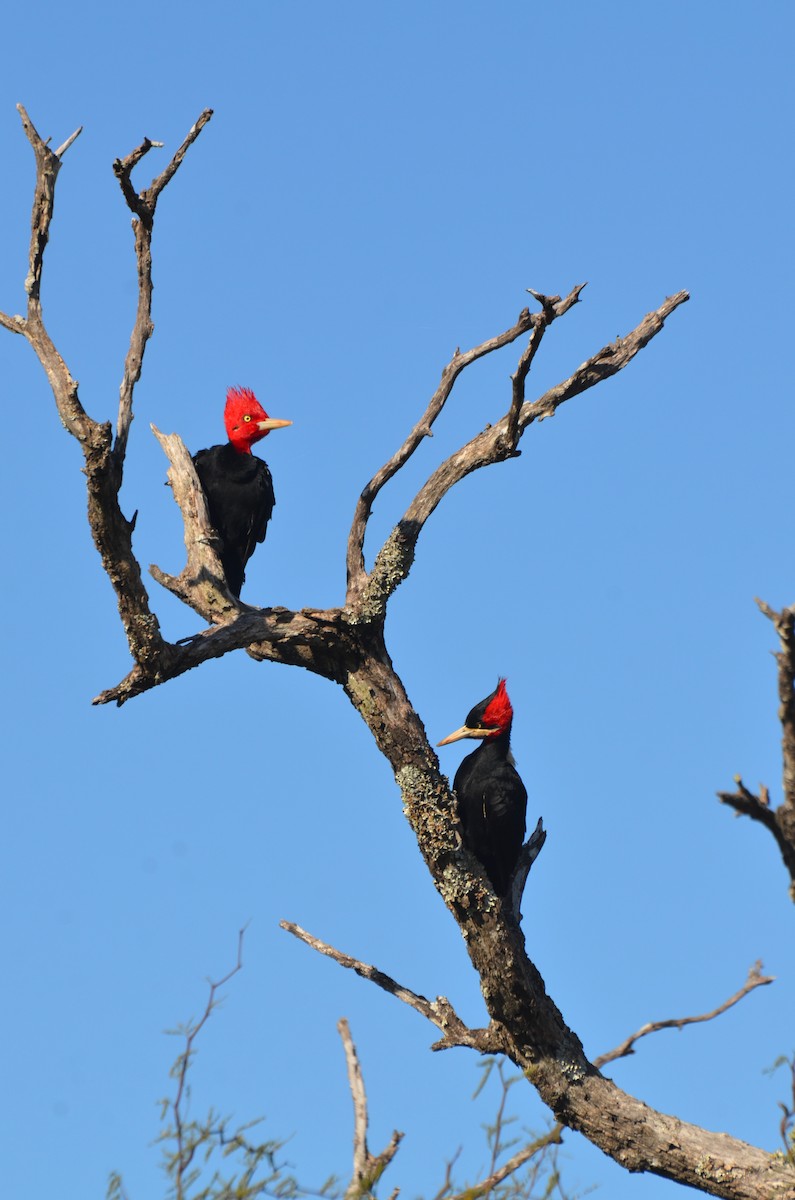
[438,681,527,896]
[191,386,291,598]
[192,442,275,597]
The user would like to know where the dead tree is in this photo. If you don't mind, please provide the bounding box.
[2,107,794,1200]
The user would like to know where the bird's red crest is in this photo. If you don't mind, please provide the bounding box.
[224,386,270,452]
[482,678,513,733]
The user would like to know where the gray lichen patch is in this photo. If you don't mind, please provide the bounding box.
[351,527,415,625]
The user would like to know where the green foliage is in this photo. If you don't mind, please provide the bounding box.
[107,955,341,1200]
[424,1058,572,1200]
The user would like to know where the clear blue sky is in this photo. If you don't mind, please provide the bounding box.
[1,3,793,1198]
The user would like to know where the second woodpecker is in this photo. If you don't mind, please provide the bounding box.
[438,679,528,896]
[193,387,291,597]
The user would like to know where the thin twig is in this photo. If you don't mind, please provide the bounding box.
[432,1147,463,1200]
[147,110,213,205]
[54,124,84,159]
[281,922,505,1055]
[505,286,585,447]
[594,961,774,1069]
[172,928,246,1199]
[773,1052,795,1162]
[447,1125,564,1200]
[489,1061,512,1174]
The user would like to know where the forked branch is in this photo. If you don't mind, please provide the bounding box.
[345,284,585,604]
[353,289,689,622]
[0,106,88,440]
[113,109,213,461]
[1,106,214,673]
[338,1018,403,1199]
[594,962,774,1068]
[149,424,244,624]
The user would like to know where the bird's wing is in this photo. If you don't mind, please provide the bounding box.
[243,459,275,560]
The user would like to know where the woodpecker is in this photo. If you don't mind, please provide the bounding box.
[192,387,291,596]
[438,679,527,895]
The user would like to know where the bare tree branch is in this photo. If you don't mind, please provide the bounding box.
[282,922,506,1056]
[353,290,690,623]
[339,1018,370,1188]
[1,107,214,673]
[505,286,584,447]
[2,105,90,440]
[17,105,82,304]
[594,962,775,1069]
[91,604,350,706]
[0,309,25,334]
[719,599,795,901]
[337,1018,403,1199]
[345,284,585,605]
[149,424,245,623]
[53,125,84,159]
[112,109,212,462]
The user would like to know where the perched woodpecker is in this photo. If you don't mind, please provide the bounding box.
[192,387,291,597]
[438,679,527,895]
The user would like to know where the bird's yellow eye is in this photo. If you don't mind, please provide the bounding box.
[243,414,252,423]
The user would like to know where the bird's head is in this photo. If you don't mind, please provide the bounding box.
[224,386,292,454]
[437,678,514,746]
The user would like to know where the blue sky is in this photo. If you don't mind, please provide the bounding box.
[1,3,793,1198]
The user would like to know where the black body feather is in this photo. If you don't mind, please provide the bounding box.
[451,688,527,895]
[193,443,275,597]
[453,735,527,895]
